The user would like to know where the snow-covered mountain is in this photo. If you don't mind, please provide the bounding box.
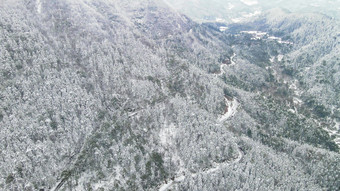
[0,0,339,190]
[164,0,340,23]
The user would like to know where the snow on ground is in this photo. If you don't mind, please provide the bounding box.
[324,119,340,147]
[241,31,267,40]
[229,53,236,66]
[268,36,280,40]
[288,109,296,114]
[158,97,242,190]
[335,138,340,146]
[159,181,172,191]
[289,80,303,97]
[219,98,239,122]
[231,18,242,23]
[277,54,284,62]
[159,175,185,191]
[36,0,42,13]
[240,0,258,6]
[239,30,293,44]
[278,40,293,45]
[289,81,297,90]
[241,31,267,35]
[158,147,243,191]
[219,26,228,32]
[159,123,177,146]
[216,62,226,76]
[268,36,293,45]
[332,120,340,146]
[227,3,235,10]
[293,97,303,105]
[216,18,226,22]
[243,11,261,18]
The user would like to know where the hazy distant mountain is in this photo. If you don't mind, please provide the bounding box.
[0,0,339,190]
[164,0,340,23]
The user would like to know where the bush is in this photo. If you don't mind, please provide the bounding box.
[50,120,58,129]
[283,67,294,76]
[314,105,330,118]
[6,174,14,184]
[97,110,106,120]
[207,64,220,74]
[223,88,233,98]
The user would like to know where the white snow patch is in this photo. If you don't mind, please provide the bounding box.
[278,40,294,45]
[219,98,239,122]
[334,121,340,134]
[324,119,340,147]
[335,138,340,145]
[159,124,177,146]
[36,0,42,14]
[268,36,293,45]
[268,36,281,40]
[240,0,258,6]
[227,3,235,10]
[231,18,242,23]
[333,120,340,142]
[159,180,173,191]
[289,80,303,97]
[288,109,296,114]
[215,18,225,22]
[289,82,297,90]
[241,30,267,40]
[219,26,228,32]
[219,64,225,75]
[159,175,185,191]
[277,54,284,62]
[241,31,262,35]
[270,56,275,63]
[243,11,261,18]
[293,97,303,105]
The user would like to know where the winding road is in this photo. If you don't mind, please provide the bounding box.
[229,53,236,66]
[216,53,237,76]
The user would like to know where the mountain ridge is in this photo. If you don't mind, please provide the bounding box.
[0,0,339,190]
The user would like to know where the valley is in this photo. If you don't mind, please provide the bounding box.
[0,0,339,190]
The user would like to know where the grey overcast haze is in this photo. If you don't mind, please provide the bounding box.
[0,0,339,190]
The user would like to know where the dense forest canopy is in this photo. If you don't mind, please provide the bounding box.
[0,0,339,190]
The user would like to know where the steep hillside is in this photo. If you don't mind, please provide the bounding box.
[226,9,340,146]
[0,0,339,190]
